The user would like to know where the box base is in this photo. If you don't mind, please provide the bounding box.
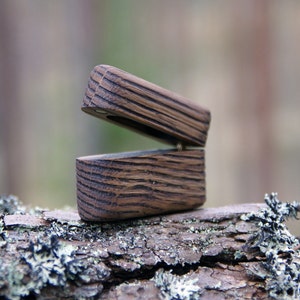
[76,148,206,222]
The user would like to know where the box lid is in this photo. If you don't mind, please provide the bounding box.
[82,65,211,147]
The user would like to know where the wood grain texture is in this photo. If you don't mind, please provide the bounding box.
[76,149,205,222]
[82,64,211,147]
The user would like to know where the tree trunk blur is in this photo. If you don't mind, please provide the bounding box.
[235,1,273,201]
[0,1,24,195]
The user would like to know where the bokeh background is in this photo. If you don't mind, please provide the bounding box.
[1,1,300,232]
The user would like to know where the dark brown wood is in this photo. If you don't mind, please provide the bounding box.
[76,149,205,221]
[0,202,271,299]
[82,64,211,147]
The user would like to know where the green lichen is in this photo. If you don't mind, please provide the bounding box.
[153,269,201,300]
[0,195,111,299]
[0,196,13,248]
[47,219,104,242]
[234,250,246,261]
[242,193,300,300]
[0,195,25,216]
[0,235,86,299]
[24,235,85,286]
[0,217,4,237]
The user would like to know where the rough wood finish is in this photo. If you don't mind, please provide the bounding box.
[0,201,272,299]
[82,64,211,147]
[76,149,205,222]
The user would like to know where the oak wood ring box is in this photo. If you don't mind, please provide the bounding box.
[76,65,211,222]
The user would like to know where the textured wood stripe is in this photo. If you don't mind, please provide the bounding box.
[88,80,204,138]
[85,72,207,145]
[91,68,208,134]
[95,65,210,123]
[77,157,204,181]
[86,68,208,127]
[77,171,204,191]
[86,82,204,145]
[90,88,194,144]
[82,64,211,147]
[76,149,206,222]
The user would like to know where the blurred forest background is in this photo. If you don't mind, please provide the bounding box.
[1,0,300,224]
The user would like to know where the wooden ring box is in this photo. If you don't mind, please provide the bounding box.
[76,65,211,222]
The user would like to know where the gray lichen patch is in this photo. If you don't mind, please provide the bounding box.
[0,195,26,216]
[242,193,300,299]
[0,234,89,299]
[153,269,201,300]
[24,235,85,285]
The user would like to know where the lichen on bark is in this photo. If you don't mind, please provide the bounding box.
[242,193,300,299]
[0,193,299,299]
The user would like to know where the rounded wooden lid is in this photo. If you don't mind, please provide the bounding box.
[82,65,211,147]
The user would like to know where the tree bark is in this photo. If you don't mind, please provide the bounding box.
[0,202,275,299]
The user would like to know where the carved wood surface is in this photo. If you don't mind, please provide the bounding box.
[76,149,206,222]
[0,202,273,299]
[82,64,211,147]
